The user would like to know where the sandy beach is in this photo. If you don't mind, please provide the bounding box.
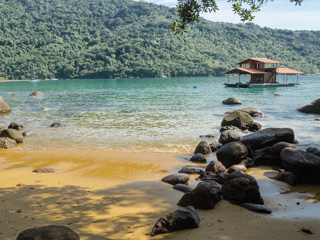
[0,149,319,240]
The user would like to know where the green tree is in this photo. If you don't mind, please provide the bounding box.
[172,0,304,34]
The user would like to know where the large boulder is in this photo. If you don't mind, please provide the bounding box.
[16,225,80,240]
[222,97,241,105]
[150,206,200,236]
[0,97,11,114]
[205,161,226,174]
[252,142,294,165]
[216,141,248,168]
[280,147,320,183]
[161,173,190,185]
[0,137,17,149]
[219,129,245,144]
[221,111,261,132]
[297,98,320,114]
[241,128,295,151]
[221,171,264,205]
[194,141,212,155]
[178,181,222,210]
[0,129,23,143]
[226,107,263,117]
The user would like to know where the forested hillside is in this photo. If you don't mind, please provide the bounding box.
[0,0,319,80]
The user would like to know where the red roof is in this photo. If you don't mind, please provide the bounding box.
[275,68,303,74]
[224,67,266,75]
[237,58,282,64]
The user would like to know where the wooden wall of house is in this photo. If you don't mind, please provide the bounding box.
[250,74,265,83]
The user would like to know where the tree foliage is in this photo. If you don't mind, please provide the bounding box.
[0,0,318,80]
[172,0,304,34]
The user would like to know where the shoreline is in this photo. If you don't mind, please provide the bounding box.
[0,149,319,239]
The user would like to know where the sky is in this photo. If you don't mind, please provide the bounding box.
[143,0,320,31]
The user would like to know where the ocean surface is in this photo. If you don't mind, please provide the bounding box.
[0,75,320,153]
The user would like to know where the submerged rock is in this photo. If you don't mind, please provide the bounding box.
[178,181,222,209]
[50,122,63,127]
[161,173,189,185]
[222,97,241,105]
[150,206,200,236]
[17,225,80,240]
[297,98,320,114]
[30,91,43,97]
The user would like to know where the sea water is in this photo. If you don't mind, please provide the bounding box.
[0,76,319,153]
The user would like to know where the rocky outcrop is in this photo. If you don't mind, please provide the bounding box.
[16,225,80,240]
[8,122,24,130]
[30,91,43,96]
[0,97,11,114]
[241,128,295,151]
[221,111,261,132]
[194,141,212,155]
[205,161,226,174]
[189,153,207,163]
[280,147,320,183]
[222,97,241,105]
[216,141,248,168]
[219,129,245,144]
[0,137,17,149]
[297,98,320,114]
[178,181,222,209]
[221,171,264,205]
[161,173,190,185]
[0,129,23,143]
[150,206,200,236]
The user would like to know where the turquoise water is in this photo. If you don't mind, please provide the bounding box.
[0,76,320,153]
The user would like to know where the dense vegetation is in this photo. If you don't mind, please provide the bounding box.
[0,0,319,80]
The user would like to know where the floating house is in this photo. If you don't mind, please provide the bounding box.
[224,58,303,88]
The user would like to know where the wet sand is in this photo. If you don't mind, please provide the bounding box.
[0,149,319,240]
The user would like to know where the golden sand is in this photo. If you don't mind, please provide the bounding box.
[0,149,319,240]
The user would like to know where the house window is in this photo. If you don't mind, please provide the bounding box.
[255,62,260,69]
[242,64,250,68]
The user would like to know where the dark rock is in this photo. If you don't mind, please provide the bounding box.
[297,98,320,114]
[220,125,242,132]
[0,97,11,114]
[178,181,222,209]
[306,146,320,157]
[173,183,193,193]
[8,122,24,130]
[0,129,23,143]
[226,107,263,117]
[205,161,225,174]
[209,142,222,152]
[281,147,320,183]
[0,137,17,149]
[221,171,264,205]
[33,168,58,173]
[179,168,204,174]
[222,97,241,105]
[22,131,32,137]
[197,172,229,185]
[241,158,255,168]
[194,141,212,155]
[216,141,248,168]
[269,171,299,186]
[16,225,80,240]
[50,122,63,127]
[221,111,261,132]
[253,142,294,165]
[241,128,295,151]
[30,91,43,97]
[150,206,200,236]
[219,129,245,144]
[189,153,207,163]
[199,134,215,138]
[161,173,190,185]
[227,164,247,173]
[241,203,272,214]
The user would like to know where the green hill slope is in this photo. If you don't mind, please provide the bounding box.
[0,0,319,80]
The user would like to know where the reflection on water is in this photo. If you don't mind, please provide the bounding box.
[1,76,320,152]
